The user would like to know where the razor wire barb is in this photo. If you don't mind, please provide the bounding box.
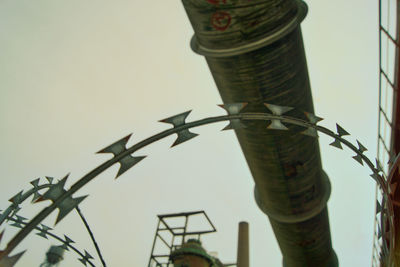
[0,103,395,266]
[0,176,104,266]
[0,211,96,267]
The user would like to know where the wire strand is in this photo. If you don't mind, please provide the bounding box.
[76,206,107,267]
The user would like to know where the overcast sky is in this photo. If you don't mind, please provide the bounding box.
[0,0,383,266]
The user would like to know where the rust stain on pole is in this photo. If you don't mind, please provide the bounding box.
[181,0,338,266]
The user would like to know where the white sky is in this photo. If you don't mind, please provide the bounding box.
[0,0,381,266]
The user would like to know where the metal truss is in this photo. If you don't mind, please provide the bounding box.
[148,211,217,267]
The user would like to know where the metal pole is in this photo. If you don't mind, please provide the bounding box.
[237,221,249,267]
[181,1,338,266]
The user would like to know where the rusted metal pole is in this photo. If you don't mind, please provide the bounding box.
[181,1,338,266]
[237,221,249,267]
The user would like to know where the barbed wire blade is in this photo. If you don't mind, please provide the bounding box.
[0,212,4,225]
[10,216,27,229]
[36,175,68,202]
[79,250,94,266]
[64,235,74,244]
[218,103,247,115]
[8,207,20,221]
[60,235,75,251]
[0,250,25,267]
[97,134,132,156]
[159,110,192,127]
[264,103,293,115]
[376,201,382,214]
[329,138,343,149]
[378,226,382,239]
[171,130,198,147]
[55,195,88,225]
[36,224,52,239]
[356,140,367,153]
[9,223,22,229]
[352,154,364,165]
[45,176,54,184]
[388,152,396,165]
[84,250,93,260]
[15,215,26,222]
[60,244,69,251]
[370,172,380,182]
[375,159,383,173]
[304,112,323,124]
[31,192,42,203]
[79,258,88,266]
[30,178,40,188]
[116,155,146,178]
[379,251,385,263]
[8,191,23,206]
[300,127,318,137]
[221,119,246,131]
[36,231,48,239]
[336,124,350,137]
[0,211,6,225]
[268,120,288,130]
[0,232,23,266]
